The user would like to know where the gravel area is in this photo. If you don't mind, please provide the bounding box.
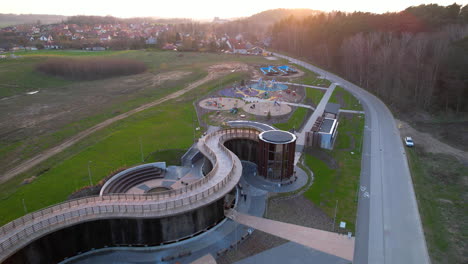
[266,195,334,232]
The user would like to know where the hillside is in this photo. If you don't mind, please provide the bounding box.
[214,8,322,38]
[0,14,67,27]
[244,8,321,26]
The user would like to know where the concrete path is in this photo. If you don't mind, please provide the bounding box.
[293,83,336,164]
[241,97,313,110]
[226,210,354,261]
[274,52,430,264]
[340,109,365,114]
[191,254,217,264]
[241,161,307,193]
[283,102,315,110]
[234,242,348,264]
[250,80,328,91]
[278,81,329,91]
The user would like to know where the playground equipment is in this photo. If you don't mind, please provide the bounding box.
[277,65,298,75]
[230,108,238,114]
[251,78,288,92]
[260,66,279,76]
[260,65,297,76]
[205,100,224,109]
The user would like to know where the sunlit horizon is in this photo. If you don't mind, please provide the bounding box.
[1,0,462,20]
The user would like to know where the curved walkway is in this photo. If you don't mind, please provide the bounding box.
[273,52,430,264]
[0,128,257,262]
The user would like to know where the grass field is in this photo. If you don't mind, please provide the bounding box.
[0,69,207,174]
[0,72,245,225]
[407,148,467,264]
[305,88,325,105]
[293,64,331,87]
[0,50,273,174]
[0,50,273,98]
[329,86,363,111]
[303,113,365,232]
[274,107,309,131]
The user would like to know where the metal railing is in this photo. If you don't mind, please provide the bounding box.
[0,128,259,260]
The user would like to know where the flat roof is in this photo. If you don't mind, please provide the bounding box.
[325,103,340,115]
[319,118,336,134]
[259,130,296,144]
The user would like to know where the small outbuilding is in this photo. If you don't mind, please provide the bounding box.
[324,103,340,119]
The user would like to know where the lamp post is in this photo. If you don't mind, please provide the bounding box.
[22,198,27,214]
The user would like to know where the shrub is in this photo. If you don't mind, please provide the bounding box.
[36,57,147,80]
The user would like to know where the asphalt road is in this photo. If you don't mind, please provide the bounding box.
[273,53,430,264]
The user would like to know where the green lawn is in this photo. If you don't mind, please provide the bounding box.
[303,113,365,232]
[329,86,363,111]
[274,107,309,131]
[0,72,245,225]
[306,88,325,105]
[0,57,73,97]
[293,64,331,87]
[144,149,188,166]
[407,148,467,264]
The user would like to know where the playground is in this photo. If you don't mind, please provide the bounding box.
[198,78,307,118]
[218,79,301,102]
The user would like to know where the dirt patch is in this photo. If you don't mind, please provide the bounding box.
[412,120,468,152]
[397,119,468,164]
[266,195,334,231]
[21,175,36,185]
[199,97,245,111]
[242,101,292,116]
[150,71,192,87]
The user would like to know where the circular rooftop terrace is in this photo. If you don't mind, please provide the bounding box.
[258,130,296,144]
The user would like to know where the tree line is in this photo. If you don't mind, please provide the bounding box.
[270,4,468,113]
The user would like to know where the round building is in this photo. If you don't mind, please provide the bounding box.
[257,130,296,181]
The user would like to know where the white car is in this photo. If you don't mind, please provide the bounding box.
[404,137,414,147]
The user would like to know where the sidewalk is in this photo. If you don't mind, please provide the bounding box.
[294,83,337,164]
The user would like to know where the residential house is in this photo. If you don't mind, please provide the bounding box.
[145,36,157,45]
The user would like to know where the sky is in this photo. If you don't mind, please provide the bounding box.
[1,0,463,19]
